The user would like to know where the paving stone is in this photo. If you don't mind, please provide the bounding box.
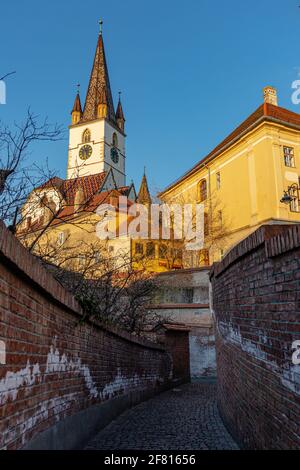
[85,382,239,450]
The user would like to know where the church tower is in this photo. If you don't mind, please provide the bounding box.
[67,24,126,186]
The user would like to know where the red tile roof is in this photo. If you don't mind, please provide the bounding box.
[62,173,107,205]
[38,176,64,191]
[37,172,107,205]
[22,177,134,233]
[160,102,300,195]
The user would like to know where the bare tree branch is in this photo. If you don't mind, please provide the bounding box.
[0,71,16,81]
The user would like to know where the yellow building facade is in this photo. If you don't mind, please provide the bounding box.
[159,87,300,266]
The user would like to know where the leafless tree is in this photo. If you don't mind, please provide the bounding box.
[0,72,16,81]
[0,109,64,226]
[37,238,165,336]
[15,178,166,336]
[158,188,232,267]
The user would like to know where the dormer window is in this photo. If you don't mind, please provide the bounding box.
[82,129,91,143]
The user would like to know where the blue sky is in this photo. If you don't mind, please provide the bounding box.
[1,0,300,193]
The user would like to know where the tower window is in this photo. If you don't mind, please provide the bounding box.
[283,147,295,167]
[112,132,118,148]
[198,179,207,202]
[82,129,91,143]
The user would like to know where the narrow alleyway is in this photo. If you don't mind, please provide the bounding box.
[85,381,239,450]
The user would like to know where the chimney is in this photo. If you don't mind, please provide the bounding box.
[263,86,278,106]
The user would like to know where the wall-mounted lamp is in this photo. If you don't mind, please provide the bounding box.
[280,183,300,207]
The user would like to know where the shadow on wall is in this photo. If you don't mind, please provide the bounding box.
[210,224,300,450]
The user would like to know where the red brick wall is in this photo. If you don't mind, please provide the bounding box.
[0,222,173,449]
[210,224,300,449]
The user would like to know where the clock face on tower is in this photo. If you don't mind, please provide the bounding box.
[79,144,93,160]
[110,147,119,164]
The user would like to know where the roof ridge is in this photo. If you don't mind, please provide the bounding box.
[160,102,300,195]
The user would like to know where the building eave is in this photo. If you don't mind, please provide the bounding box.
[159,106,300,198]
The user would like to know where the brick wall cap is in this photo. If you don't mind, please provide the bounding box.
[210,224,300,279]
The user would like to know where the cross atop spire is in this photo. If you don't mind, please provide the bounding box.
[99,18,103,35]
[81,31,116,123]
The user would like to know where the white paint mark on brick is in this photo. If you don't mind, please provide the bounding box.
[217,320,300,396]
[19,393,78,447]
[46,346,99,397]
[218,321,270,363]
[0,340,5,364]
[281,365,300,395]
[0,361,41,405]
[100,368,144,400]
[1,340,166,448]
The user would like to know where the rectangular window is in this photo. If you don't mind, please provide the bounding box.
[283,147,295,167]
[216,172,221,189]
[159,244,167,259]
[135,242,144,255]
[146,242,155,259]
[183,288,194,303]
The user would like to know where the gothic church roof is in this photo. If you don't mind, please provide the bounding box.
[81,34,116,123]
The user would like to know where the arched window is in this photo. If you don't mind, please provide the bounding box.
[82,129,91,143]
[199,179,207,202]
[112,132,118,148]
